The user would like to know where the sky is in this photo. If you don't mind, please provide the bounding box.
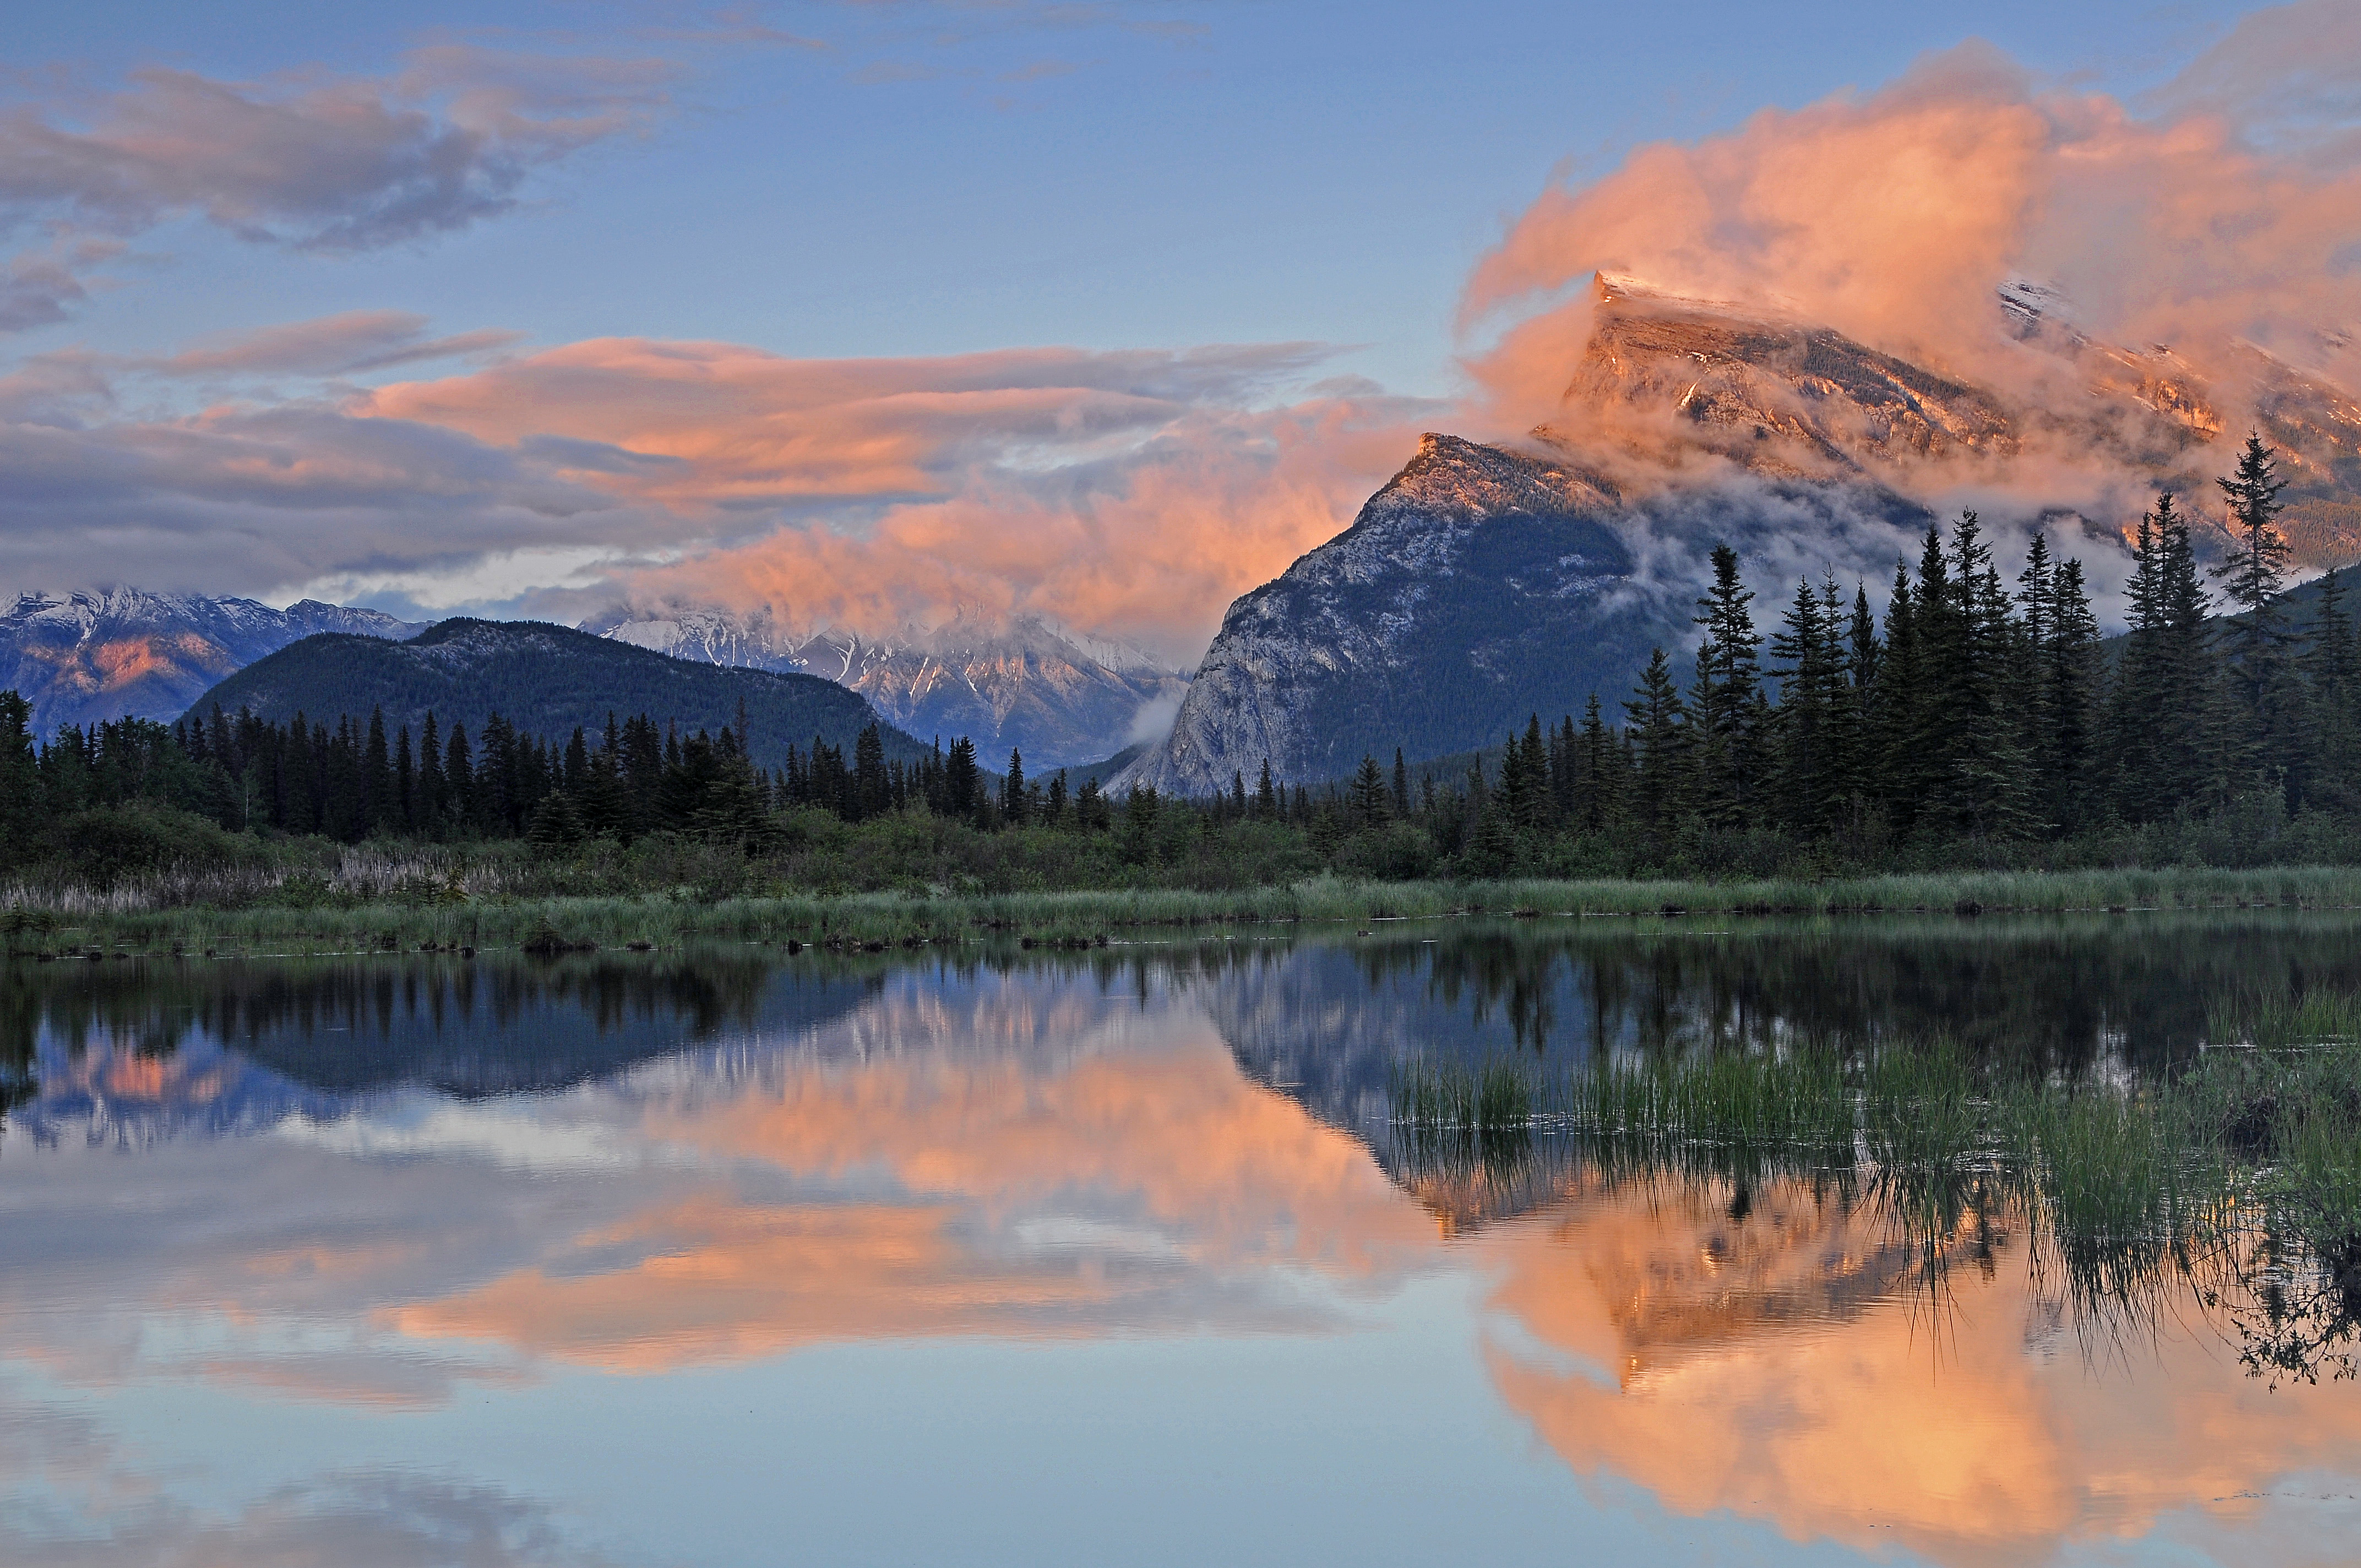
[1,0,2350,661]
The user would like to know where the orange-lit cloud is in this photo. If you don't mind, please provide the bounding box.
[1460,32,2361,445]
[357,340,1424,657]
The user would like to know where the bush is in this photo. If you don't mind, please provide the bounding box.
[49,804,253,886]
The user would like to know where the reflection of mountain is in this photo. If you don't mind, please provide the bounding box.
[2,955,882,1143]
[8,943,2361,1568]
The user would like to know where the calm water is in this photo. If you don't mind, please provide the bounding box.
[4,915,2360,1567]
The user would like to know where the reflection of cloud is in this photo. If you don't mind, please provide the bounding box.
[1475,1174,2361,1568]
[400,1033,1437,1370]
[0,1467,618,1567]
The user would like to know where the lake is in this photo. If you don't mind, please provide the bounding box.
[4,913,2359,1566]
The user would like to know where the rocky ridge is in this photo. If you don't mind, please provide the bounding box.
[0,590,423,733]
[583,606,1184,770]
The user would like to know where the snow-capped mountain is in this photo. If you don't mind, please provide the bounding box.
[0,590,423,733]
[1116,276,2361,796]
[1114,433,1929,794]
[582,606,1185,770]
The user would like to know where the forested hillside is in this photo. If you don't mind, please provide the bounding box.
[190,619,923,769]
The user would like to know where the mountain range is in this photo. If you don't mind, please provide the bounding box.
[580,606,1184,770]
[0,590,422,734]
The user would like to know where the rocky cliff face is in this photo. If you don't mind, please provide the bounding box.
[1117,432,1928,794]
[583,606,1184,770]
[0,590,422,733]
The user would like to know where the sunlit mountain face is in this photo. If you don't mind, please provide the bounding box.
[4,925,2360,1566]
[1557,274,2361,565]
[0,592,423,733]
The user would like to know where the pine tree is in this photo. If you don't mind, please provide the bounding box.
[1688,543,1762,826]
[1623,647,1688,836]
[1391,748,1411,818]
[2302,567,2361,814]
[1350,754,1389,828]
[2215,433,2297,797]
[1003,747,1027,826]
[1255,757,1277,821]
[2044,557,2103,834]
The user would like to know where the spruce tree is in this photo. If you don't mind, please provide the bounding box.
[1002,747,1027,827]
[1575,693,1621,834]
[2044,557,2102,834]
[1875,557,1925,826]
[1350,754,1389,828]
[1623,647,1688,836]
[2302,567,2360,814]
[1688,543,1762,826]
[2215,433,2297,797]
[1767,574,1841,829]
[362,707,393,835]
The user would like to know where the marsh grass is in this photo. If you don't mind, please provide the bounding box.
[1388,1021,2361,1376]
[10,862,2361,956]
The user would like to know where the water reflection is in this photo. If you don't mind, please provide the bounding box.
[2,918,2359,1567]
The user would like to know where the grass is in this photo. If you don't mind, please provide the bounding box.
[1388,1019,2361,1379]
[10,862,2361,957]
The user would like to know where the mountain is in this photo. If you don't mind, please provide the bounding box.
[1117,432,1930,794]
[1572,273,2361,565]
[185,619,926,766]
[580,605,1185,770]
[0,590,423,734]
[1117,276,2361,796]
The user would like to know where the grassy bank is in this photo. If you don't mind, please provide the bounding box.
[10,863,2361,957]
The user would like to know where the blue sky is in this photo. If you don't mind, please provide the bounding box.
[0,0,2339,647]
[7,0,2268,393]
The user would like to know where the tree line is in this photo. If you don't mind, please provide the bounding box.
[1294,434,2352,871]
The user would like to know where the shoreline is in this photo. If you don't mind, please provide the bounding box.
[12,864,2361,957]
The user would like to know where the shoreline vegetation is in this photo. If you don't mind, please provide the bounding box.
[1390,1004,2361,1384]
[13,862,2361,957]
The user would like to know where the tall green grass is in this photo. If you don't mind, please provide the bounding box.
[1388,1024,2361,1378]
[15,862,2361,956]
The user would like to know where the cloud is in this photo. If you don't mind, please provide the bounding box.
[0,331,1421,654]
[356,337,1424,656]
[0,54,670,255]
[155,311,523,379]
[1459,26,2361,445]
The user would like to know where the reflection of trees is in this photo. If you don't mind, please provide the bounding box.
[1331,913,2361,1074]
[0,950,878,1101]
